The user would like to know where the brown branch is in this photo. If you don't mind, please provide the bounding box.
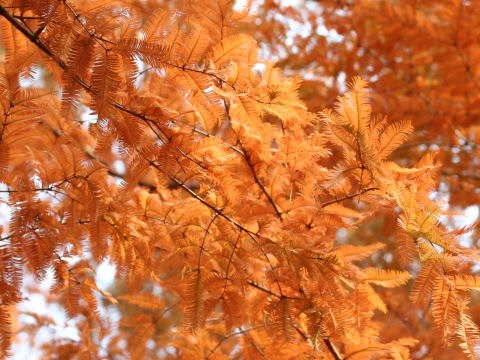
[296,321,343,360]
[205,325,265,359]
[241,144,283,219]
[323,338,343,360]
[190,126,245,155]
[0,4,93,92]
[294,326,342,360]
[168,175,258,235]
[221,232,242,298]
[165,61,236,90]
[62,0,110,50]
[247,281,281,298]
[197,214,218,269]
[12,15,42,20]
[320,187,379,208]
[0,5,65,68]
[294,325,308,340]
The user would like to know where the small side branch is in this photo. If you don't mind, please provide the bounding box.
[247,281,281,298]
[241,145,283,219]
[323,338,343,360]
[320,187,379,208]
[166,174,258,235]
[205,325,265,359]
[0,5,63,68]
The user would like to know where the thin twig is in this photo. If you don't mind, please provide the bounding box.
[247,281,281,298]
[205,325,264,359]
[168,175,258,235]
[323,338,343,360]
[241,144,283,219]
[320,187,379,208]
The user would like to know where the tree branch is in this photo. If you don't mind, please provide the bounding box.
[205,325,265,359]
[323,338,343,360]
[320,187,379,208]
[241,144,283,219]
[247,281,281,298]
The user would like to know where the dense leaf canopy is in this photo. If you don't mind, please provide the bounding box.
[0,0,479,359]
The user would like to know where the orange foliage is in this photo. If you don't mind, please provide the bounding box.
[0,0,478,359]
